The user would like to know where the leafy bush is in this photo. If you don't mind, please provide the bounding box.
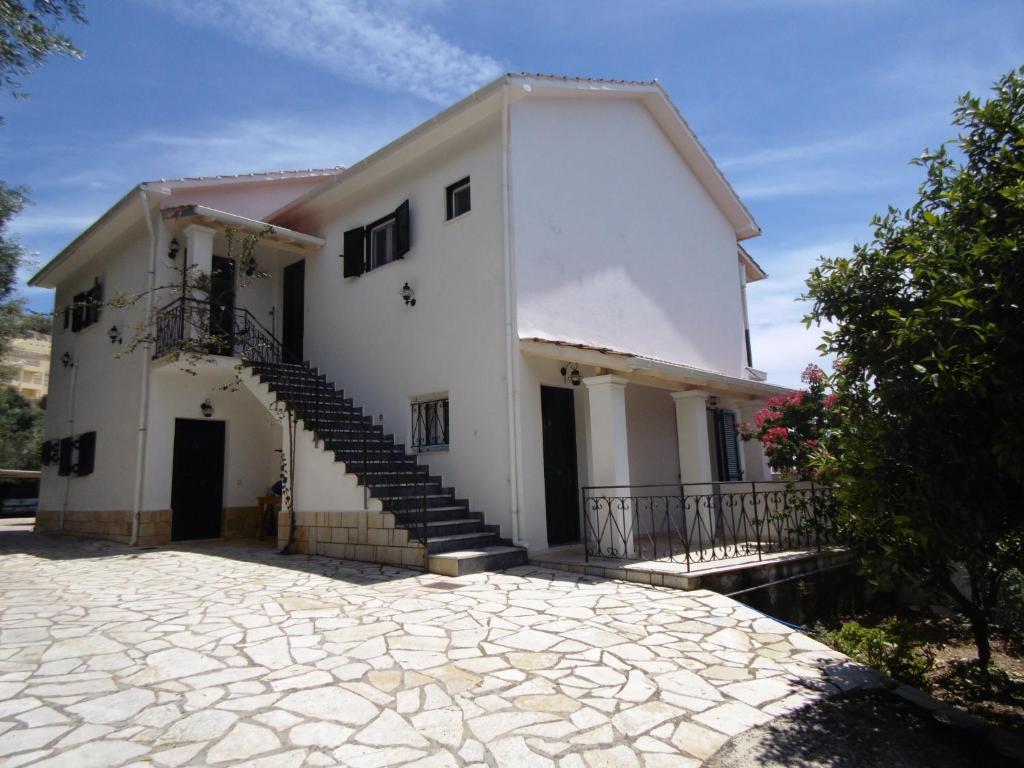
[819,619,932,688]
[994,568,1024,654]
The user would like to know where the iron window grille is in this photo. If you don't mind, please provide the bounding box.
[411,397,449,451]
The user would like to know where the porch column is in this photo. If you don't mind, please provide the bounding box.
[738,402,769,482]
[582,375,632,557]
[183,223,216,290]
[670,390,713,484]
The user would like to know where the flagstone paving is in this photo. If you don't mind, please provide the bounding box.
[0,526,883,767]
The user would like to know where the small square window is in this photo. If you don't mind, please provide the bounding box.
[369,218,396,270]
[446,177,470,221]
[411,397,449,451]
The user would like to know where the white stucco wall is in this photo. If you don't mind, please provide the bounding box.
[295,115,514,535]
[141,366,280,512]
[40,222,150,513]
[511,97,748,378]
[626,384,681,487]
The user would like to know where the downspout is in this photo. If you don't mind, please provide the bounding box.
[130,189,160,546]
[501,78,526,547]
[58,356,78,532]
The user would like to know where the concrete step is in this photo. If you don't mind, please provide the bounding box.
[425,531,499,554]
[427,546,528,576]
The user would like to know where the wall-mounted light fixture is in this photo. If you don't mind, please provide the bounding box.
[61,351,73,368]
[168,238,181,260]
[560,363,582,387]
[243,256,258,277]
[200,399,214,418]
[107,325,122,345]
[400,282,416,307]
[707,395,720,409]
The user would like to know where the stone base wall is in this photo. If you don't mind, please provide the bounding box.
[224,506,261,540]
[35,509,171,547]
[278,510,426,570]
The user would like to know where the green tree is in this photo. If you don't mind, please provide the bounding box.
[0,1,85,356]
[804,67,1024,667]
[0,387,42,469]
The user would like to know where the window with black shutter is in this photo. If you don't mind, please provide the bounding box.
[715,409,743,482]
[75,431,96,476]
[58,437,74,476]
[84,279,102,327]
[41,440,54,466]
[343,200,411,276]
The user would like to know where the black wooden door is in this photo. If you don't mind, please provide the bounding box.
[541,386,581,545]
[209,256,235,356]
[171,419,225,541]
[282,260,305,362]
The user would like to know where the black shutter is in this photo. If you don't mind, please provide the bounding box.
[63,306,70,330]
[716,410,743,481]
[75,431,96,476]
[85,280,102,327]
[71,293,85,332]
[41,440,53,467]
[394,199,410,258]
[58,437,74,476]
[343,226,365,277]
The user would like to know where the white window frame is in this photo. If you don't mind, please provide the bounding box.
[369,218,396,270]
[445,177,471,221]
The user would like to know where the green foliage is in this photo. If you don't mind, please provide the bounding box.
[994,568,1024,654]
[0,1,85,100]
[0,386,42,469]
[803,67,1024,665]
[819,620,932,688]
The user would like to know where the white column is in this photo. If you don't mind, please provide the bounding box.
[671,390,713,484]
[184,223,216,291]
[583,375,633,558]
[738,401,769,482]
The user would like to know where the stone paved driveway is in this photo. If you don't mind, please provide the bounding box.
[0,522,879,767]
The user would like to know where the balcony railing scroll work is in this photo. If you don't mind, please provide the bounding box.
[581,480,839,571]
[152,296,433,546]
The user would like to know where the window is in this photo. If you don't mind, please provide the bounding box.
[369,218,396,271]
[68,278,103,333]
[411,397,449,451]
[446,177,470,220]
[713,409,743,482]
[342,200,411,278]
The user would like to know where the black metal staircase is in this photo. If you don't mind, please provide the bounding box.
[246,361,527,573]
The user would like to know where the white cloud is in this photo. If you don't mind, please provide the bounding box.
[143,0,503,104]
[745,239,852,387]
[8,213,98,235]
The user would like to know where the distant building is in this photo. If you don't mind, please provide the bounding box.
[2,333,51,403]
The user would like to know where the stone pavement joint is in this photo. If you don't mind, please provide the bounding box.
[0,528,884,767]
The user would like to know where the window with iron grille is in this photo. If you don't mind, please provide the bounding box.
[411,397,449,451]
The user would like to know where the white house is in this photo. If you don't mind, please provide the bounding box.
[30,73,789,575]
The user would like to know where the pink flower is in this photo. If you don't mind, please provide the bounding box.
[754,409,777,429]
[801,364,825,385]
[823,393,839,408]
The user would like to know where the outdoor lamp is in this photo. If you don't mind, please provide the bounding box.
[560,364,582,387]
[400,282,416,307]
[200,399,214,418]
[61,352,73,368]
[108,325,122,345]
[168,238,181,260]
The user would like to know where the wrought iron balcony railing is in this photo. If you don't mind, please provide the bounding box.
[153,297,291,365]
[582,480,838,570]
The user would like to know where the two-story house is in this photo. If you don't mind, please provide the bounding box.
[30,74,787,575]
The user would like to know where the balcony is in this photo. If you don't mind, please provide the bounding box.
[153,297,291,366]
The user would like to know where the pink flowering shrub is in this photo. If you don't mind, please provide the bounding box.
[738,364,838,480]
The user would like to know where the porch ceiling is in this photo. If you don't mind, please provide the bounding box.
[162,204,325,254]
[521,336,792,399]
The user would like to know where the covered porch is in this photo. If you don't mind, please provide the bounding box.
[521,338,840,585]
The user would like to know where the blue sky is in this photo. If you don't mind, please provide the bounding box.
[3,0,1022,386]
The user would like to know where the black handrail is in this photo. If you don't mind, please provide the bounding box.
[580,480,838,570]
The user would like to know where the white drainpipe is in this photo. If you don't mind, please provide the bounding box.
[501,79,526,547]
[58,356,78,532]
[130,189,160,546]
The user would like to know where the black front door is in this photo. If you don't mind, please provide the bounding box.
[541,386,580,546]
[282,260,305,362]
[171,418,225,541]
[209,256,235,355]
